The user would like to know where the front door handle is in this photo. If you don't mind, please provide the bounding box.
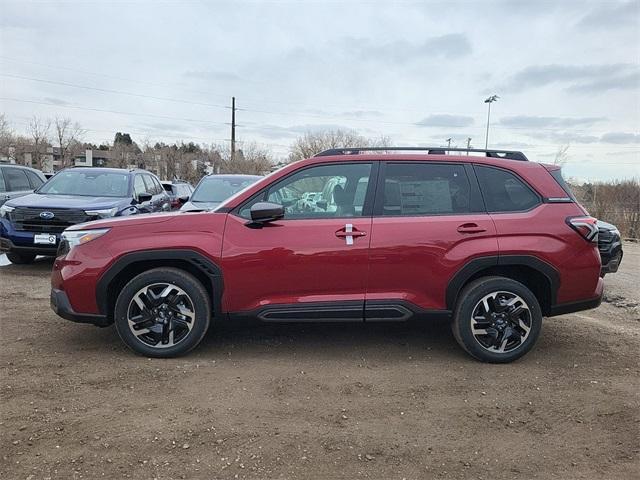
[335,224,367,245]
[457,223,486,234]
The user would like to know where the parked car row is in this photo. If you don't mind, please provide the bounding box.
[0,166,263,264]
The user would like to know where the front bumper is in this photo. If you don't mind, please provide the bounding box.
[0,219,60,256]
[50,288,111,327]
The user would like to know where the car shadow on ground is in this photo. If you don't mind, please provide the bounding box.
[56,316,471,362]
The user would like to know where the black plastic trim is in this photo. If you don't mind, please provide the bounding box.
[96,249,224,319]
[51,288,111,327]
[228,300,451,323]
[445,255,560,309]
[548,294,602,317]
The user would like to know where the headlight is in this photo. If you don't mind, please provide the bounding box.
[0,204,15,218]
[61,228,110,248]
[611,228,620,237]
[85,207,118,218]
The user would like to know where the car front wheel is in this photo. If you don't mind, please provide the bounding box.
[114,268,211,357]
[452,276,542,363]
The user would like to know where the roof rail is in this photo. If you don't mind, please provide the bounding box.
[314,146,528,161]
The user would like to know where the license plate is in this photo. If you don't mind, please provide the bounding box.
[34,233,57,245]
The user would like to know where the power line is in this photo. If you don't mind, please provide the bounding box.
[0,73,230,110]
[0,97,230,126]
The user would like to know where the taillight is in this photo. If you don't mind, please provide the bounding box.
[566,216,598,242]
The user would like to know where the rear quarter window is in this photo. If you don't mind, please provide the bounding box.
[475,165,540,212]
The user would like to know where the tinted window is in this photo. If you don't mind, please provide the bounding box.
[194,176,261,204]
[133,175,147,196]
[475,166,540,212]
[0,168,5,193]
[153,177,164,195]
[142,174,158,194]
[39,170,130,197]
[26,170,44,189]
[240,164,372,219]
[549,168,576,201]
[4,168,31,191]
[382,163,471,216]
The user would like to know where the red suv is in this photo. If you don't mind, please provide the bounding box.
[50,147,603,362]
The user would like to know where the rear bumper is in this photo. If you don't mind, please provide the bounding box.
[50,288,111,327]
[548,277,604,317]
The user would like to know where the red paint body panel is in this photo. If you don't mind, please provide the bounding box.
[220,213,371,312]
[367,214,498,309]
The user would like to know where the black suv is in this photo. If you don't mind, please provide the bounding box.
[0,167,169,263]
[597,220,623,276]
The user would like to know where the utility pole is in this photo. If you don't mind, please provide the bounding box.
[446,138,451,149]
[466,137,472,154]
[231,96,236,163]
[484,94,499,149]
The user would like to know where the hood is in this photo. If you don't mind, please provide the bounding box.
[6,193,129,210]
[596,220,618,231]
[180,200,221,212]
[67,211,176,230]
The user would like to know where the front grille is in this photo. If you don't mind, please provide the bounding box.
[9,207,92,233]
[598,228,614,252]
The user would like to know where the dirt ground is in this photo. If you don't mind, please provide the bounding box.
[1,245,639,480]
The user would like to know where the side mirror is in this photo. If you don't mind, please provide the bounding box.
[249,202,284,226]
[178,195,189,204]
[137,192,153,203]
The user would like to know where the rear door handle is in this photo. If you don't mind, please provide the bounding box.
[457,223,486,234]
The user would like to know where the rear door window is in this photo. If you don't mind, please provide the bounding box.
[381,163,471,216]
[4,168,31,192]
[26,170,45,189]
[475,165,540,212]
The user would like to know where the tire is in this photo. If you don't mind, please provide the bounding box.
[452,276,542,363]
[114,267,211,358]
[6,251,36,264]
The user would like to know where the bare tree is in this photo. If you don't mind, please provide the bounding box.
[288,129,392,163]
[27,116,51,170]
[553,144,570,166]
[0,113,14,160]
[218,141,274,174]
[54,117,85,168]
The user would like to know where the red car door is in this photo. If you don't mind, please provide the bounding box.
[221,162,377,319]
[366,161,498,316]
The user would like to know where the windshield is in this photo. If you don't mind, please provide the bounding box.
[191,176,259,203]
[38,170,130,197]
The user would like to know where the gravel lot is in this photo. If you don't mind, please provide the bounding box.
[1,245,639,479]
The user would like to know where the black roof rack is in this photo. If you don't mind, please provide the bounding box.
[314,146,528,161]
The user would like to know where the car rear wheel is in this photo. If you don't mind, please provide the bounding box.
[114,268,211,357]
[452,276,542,363]
[6,252,36,264]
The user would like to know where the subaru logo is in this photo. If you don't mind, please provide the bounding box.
[39,211,55,220]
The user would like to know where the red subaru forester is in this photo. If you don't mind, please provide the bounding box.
[50,147,602,362]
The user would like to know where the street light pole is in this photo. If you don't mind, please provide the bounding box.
[484,95,499,149]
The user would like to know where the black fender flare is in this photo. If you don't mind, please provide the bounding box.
[96,249,224,319]
[445,255,560,310]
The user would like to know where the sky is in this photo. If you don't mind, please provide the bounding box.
[0,0,638,181]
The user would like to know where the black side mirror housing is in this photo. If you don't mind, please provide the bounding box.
[137,192,153,203]
[249,202,284,226]
[178,195,189,204]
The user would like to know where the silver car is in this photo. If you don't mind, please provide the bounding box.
[0,164,47,207]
